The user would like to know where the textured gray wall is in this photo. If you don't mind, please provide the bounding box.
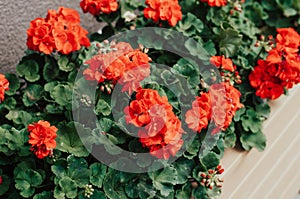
[0,0,100,73]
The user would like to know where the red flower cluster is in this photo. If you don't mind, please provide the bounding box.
[210,82,243,131]
[28,120,57,159]
[80,0,118,16]
[210,55,235,72]
[201,0,227,7]
[83,42,151,94]
[186,82,243,133]
[249,28,300,100]
[210,55,242,85]
[125,89,184,159]
[185,92,211,133]
[27,7,90,55]
[0,74,9,103]
[144,0,182,27]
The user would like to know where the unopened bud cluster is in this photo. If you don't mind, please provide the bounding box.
[100,82,115,95]
[229,0,246,14]
[255,35,275,52]
[199,165,224,190]
[220,70,242,85]
[84,184,94,198]
[80,94,92,107]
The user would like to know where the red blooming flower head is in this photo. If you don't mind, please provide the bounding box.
[84,42,151,94]
[144,0,182,26]
[0,74,9,103]
[125,89,184,159]
[26,7,90,55]
[201,0,227,7]
[210,82,243,131]
[249,59,271,89]
[28,120,58,159]
[255,81,284,100]
[26,18,55,54]
[210,55,235,72]
[80,0,119,16]
[185,92,212,133]
[276,28,300,50]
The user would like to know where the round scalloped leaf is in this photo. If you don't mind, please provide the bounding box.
[15,169,43,198]
[22,84,44,107]
[16,59,40,82]
[89,163,107,188]
[5,74,20,96]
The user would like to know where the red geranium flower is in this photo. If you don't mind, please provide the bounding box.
[255,81,284,100]
[28,120,58,159]
[26,18,55,54]
[80,0,118,16]
[210,82,243,131]
[201,0,227,7]
[210,55,235,72]
[250,28,300,100]
[83,42,151,94]
[0,74,9,103]
[144,0,182,26]
[26,7,90,55]
[125,89,184,159]
[185,92,212,133]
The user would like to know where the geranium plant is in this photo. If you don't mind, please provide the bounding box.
[0,0,299,199]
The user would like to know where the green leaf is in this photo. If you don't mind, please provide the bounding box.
[15,169,43,198]
[5,110,33,126]
[95,99,111,116]
[240,131,266,151]
[149,165,178,197]
[33,191,54,199]
[224,132,237,148]
[254,99,271,118]
[22,84,44,107]
[99,118,113,132]
[241,109,263,133]
[67,155,90,188]
[219,28,242,57]
[54,176,78,199]
[50,83,73,107]
[185,38,210,61]
[203,40,217,56]
[184,137,201,159]
[177,13,204,37]
[103,169,128,199]
[90,163,107,188]
[43,58,59,81]
[192,186,208,199]
[200,152,220,170]
[172,58,199,77]
[149,165,178,185]
[58,56,75,72]
[56,122,92,157]
[3,97,17,110]
[175,184,192,199]
[5,73,20,96]
[233,107,246,122]
[5,128,28,151]
[16,60,40,82]
[174,158,195,184]
[51,160,67,179]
